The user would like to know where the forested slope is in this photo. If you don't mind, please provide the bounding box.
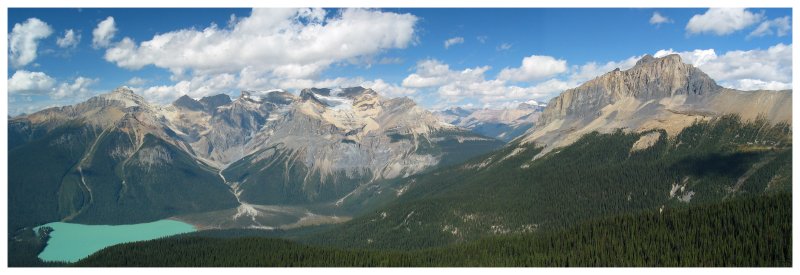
[303,115,792,249]
[74,193,791,267]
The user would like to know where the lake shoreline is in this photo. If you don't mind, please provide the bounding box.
[35,219,197,263]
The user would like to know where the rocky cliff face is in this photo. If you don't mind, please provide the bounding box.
[537,54,719,127]
[522,54,791,154]
[163,90,297,166]
[219,87,502,207]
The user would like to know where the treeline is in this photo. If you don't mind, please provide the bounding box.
[74,193,791,267]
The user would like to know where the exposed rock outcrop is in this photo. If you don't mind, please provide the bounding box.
[521,54,792,154]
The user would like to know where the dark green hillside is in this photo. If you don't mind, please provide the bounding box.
[8,128,238,230]
[424,129,506,168]
[8,124,97,232]
[69,133,238,224]
[303,115,791,249]
[74,193,791,267]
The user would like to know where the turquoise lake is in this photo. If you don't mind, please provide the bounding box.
[35,219,196,263]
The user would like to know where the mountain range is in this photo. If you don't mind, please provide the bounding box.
[296,54,793,249]
[9,86,503,231]
[8,53,793,266]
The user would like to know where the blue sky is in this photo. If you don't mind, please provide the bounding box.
[7,8,793,114]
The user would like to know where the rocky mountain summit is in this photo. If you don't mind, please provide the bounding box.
[522,54,792,154]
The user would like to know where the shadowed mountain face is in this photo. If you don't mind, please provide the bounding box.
[8,86,503,231]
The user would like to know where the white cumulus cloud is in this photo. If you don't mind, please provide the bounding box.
[52,77,98,99]
[57,29,81,48]
[92,16,117,48]
[444,37,464,49]
[402,59,489,88]
[104,8,417,77]
[9,18,53,68]
[748,16,791,38]
[649,12,673,26]
[8,70,57,95]
[497,55,568,82]
[686,8,763,36]
[8,70,98,99]
[402,58,569,106]
[697,44,792,90]
[653,43,791,91]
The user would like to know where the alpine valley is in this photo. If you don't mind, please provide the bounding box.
[8,86,503,231]
[8,55,792,267]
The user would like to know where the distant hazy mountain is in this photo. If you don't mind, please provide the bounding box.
[435,101,545,142]
[8,86,503,231]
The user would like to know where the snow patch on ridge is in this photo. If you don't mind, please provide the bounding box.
[315,94,354,111]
